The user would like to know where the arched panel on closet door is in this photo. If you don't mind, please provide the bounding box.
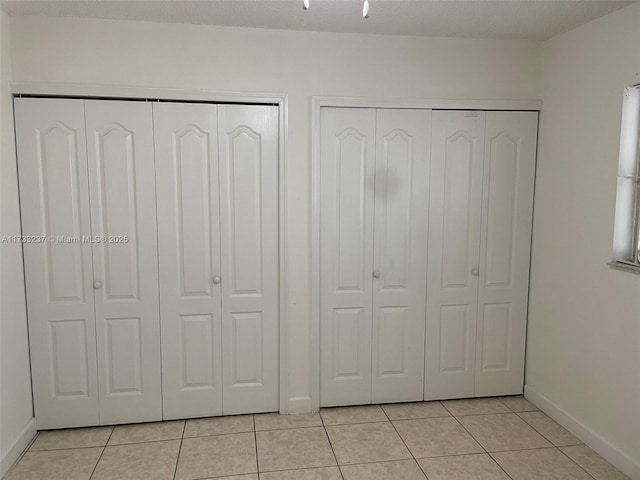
[425,111,485,400]
[153,102,223,420]
[85,100,161,424]
[15,98,99,429]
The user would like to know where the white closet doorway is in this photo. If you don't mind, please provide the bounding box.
[425,110,537,400]
[15,98,162,428]
[315,102,538,409]
[319,107,431,407]
[15,96,282,428]
[155,102,280,419]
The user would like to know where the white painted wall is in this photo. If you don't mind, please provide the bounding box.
[528,3,640,477]
[8,15,540,412]
[0,10,35,477]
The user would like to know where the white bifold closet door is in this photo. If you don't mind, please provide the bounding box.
[425,110,537,400]
[217,105,280,415]
[425,111,485,399]
[320,107,430,407]
[372,110,430,403]
[154,102,279,418]
[153,102,223,419]
[320,107,375,406]
[15,98,162,428]
[84,100,161,424]
[16,98,99,428]
[475,111,537,396]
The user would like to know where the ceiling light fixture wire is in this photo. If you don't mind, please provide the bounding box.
[301,0,370,18]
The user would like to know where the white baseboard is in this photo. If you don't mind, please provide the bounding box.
[0,417,36,479]
[525,385,639,480]
[283,396,314,414]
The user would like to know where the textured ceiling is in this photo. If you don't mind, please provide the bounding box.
[0,0,634,40]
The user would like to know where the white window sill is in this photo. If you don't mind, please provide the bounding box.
[608,261,640,275]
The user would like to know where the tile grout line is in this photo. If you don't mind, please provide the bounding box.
[88,426,115,480]
[488,445,570,454]
[441,401,516,480]
[380,403,429,479]
[555,446,599,480]
[319,409,345,480]
[259,450,541,474]
[319,416,400,427]
[171,420,187,480]
[384,414,452,421]
[252,414,259,479]
[25,444,115,453]
[440,402,488,454]
[447,411,523,418]
[514,411,584,449]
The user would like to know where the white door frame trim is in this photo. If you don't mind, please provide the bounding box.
[12,82,291,414]
[310,95,542,411]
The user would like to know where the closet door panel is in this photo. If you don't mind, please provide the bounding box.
[154,102,223,419]
[85,100,161,424]
[15,98,99,428]
[475,111,537,396]
[320,107,376,407]
[218,105,279,414]
[372,109,430,403]
[425,111,485,400]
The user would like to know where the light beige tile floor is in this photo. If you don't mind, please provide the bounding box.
[456,413,552,452]
[325,422,411,465]
[393,417,484,458]
[517,411,582,447]
[5,396,631,480]
[183,414,253,438]
[256,426,336,471]
[108,421,184,445]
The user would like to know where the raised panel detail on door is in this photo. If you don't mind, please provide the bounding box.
[96,124,139,300]
[426,111,485,400]
[175,126,214,298]
[218,105,279,414]
[105,318,142,394]
[484,134,518,287]
[154,102,223,419]
[180,314,215,389]
[372,109,430,403]
[378,131,411,291]
[230,312,263,385]
[336,130,369,292]
[377,307,408,376]
[227,127,263,296]
[439,305,469,374]
[320,108,376,407]
[475,111,537,396]
[39,123,86,303]
[332,307,366,379]
[85,100,161,425]
[49,320,90,398]
[442,133,475,290]
[480,303,512,371]
[15,98,99,428]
